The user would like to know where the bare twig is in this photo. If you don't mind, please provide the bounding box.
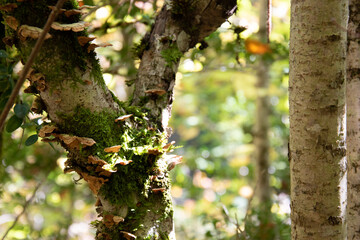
[0,0,67,131]
[1,182,42,240]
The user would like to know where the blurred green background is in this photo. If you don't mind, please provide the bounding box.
[0,0,290,239]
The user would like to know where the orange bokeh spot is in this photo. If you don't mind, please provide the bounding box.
[245,39,272,55]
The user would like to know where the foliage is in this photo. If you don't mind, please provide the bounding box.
[0,0,291,239]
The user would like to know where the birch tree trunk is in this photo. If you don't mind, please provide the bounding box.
[0,0,236,239]
[289,0,348,239]
[346,1,360,239]
[254,0,272,238]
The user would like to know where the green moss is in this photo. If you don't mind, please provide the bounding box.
[58,107,121,160]
[99,158,152,206]
[110,90,125,109]
[90,220,101,228]
[2,0,106,90]
[138,96,150,106]
[160,43,182,67]
[29,30,102,88]
[57,106,175,239]
[58,105,168,194]
[159,232,171,240]
[96,188,173,239]
[90,56,106,90]
[56,103,173,238]
[96,158,173,238]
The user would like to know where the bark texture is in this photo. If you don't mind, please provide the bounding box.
[254,0,272,238]
[289,0,348,239]
[132,0,237,132]
[0,0,236,239]
[346,1,360,239]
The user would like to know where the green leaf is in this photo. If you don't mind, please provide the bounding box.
[6,115,23,132]
[25,134,38,146]
[21,122,36,128]
[0,50,8,58]
[14,103,29,119]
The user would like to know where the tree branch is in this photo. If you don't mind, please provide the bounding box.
[132,0,237,131]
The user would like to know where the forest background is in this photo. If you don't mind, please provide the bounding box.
[0,0,290,239]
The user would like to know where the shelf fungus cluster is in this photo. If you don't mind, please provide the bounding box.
[36,110,182,197]
[1,2,111,52]
[38,124,96,150]
[29,109,182,239]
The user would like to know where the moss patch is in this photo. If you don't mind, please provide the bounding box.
[2,0,106,90]
[160,43,182,67]
[57,105,174,239]
[96,186,174,239]
[58,105,166,160]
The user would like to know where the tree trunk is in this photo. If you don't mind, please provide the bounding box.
[1,0,236,239]
[289,0,348,239]
[254,0,272,238]
[346,1,360,239]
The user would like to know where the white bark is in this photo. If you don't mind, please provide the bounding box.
[346,1,360,239]
[289,0,348,239]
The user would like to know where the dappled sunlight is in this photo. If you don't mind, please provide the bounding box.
[239,186,254,199]
[95,7,111,20]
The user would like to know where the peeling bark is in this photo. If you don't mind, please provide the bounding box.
[0,0,236,239]
[346,1,360,239]
[289,0,348,239]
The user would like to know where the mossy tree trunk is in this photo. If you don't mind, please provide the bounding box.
[253,0,272,238]
[0,0,236,239]
[289,0,348,239]
[346,1,360,239]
